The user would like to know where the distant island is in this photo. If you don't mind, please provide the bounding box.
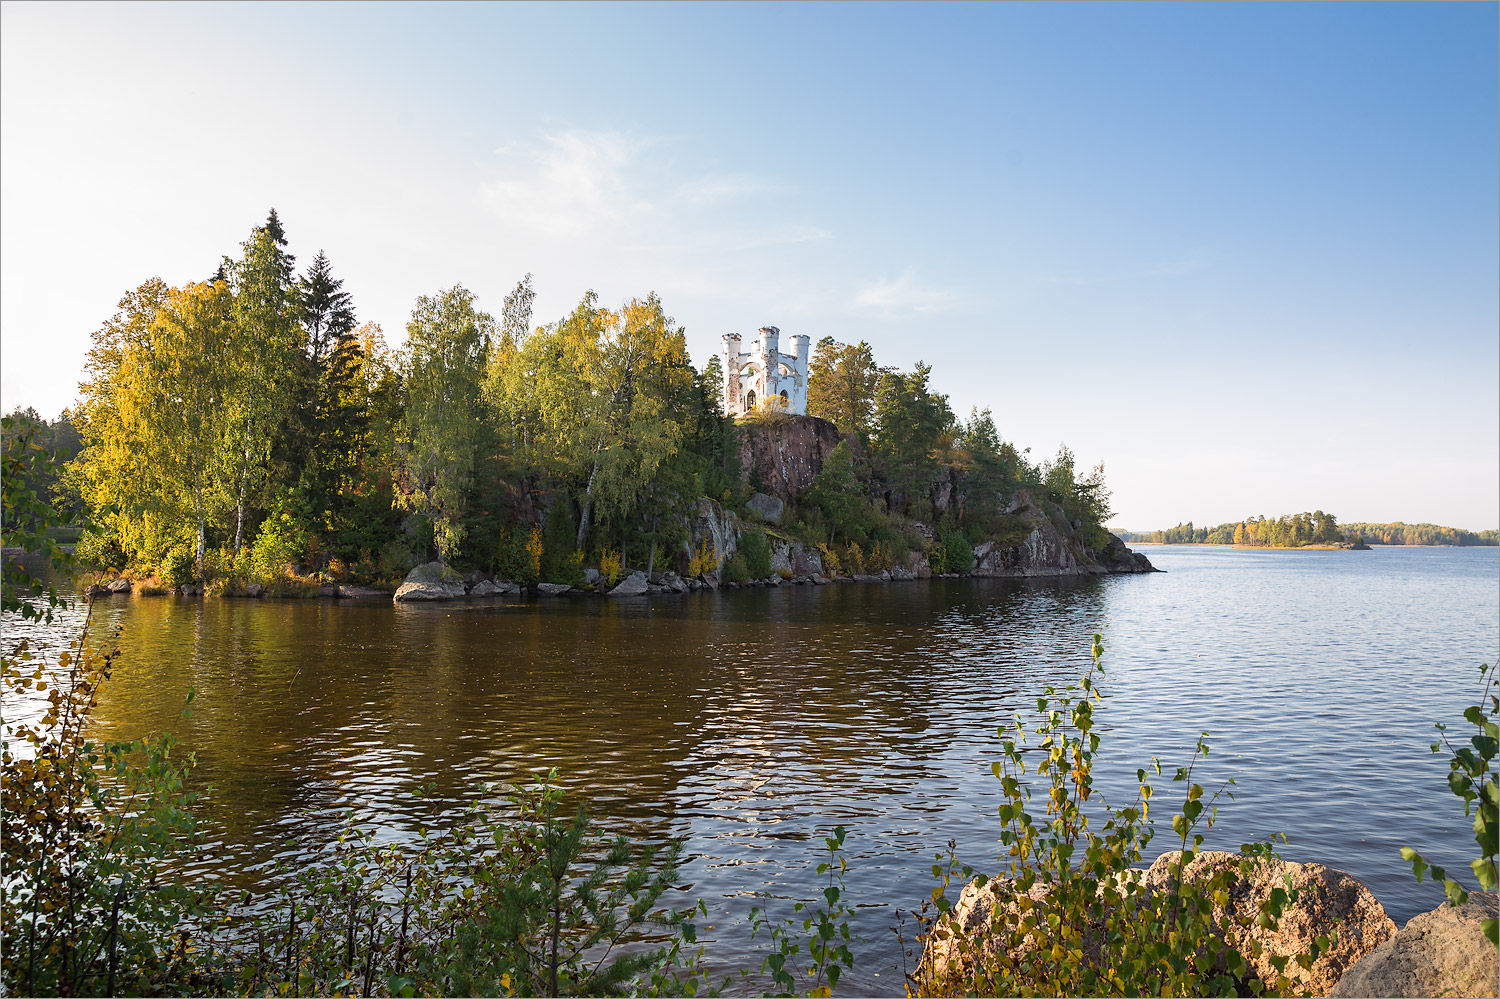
[1118,512,1498,548]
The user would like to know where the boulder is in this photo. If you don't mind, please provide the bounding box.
[583,567,603,586]
[178,583,201,596]
[316,584,337,598]
[608,571,649,597]
[1142,851,1395,996]
[469,579,507,597]
[666,576,688,593]
[890,565,916,581]
[1330,893,1498,999]
[536,582,572,596]
[811,573,831,585]
[337,584,390,598]
[852,573,885,583]
[746,491,785,524]
[393,561,467,602]
[922,854,1396,997]
[243,583,265,597]
[106,577,132,593]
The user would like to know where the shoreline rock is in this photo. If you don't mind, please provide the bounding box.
[920,851,1396,997]
[1330,892,1498,999]
[393,561,467,602]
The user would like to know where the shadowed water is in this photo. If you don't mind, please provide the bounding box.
[5,545,1496,994]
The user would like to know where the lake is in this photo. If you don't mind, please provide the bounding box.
[6,545,1497,994]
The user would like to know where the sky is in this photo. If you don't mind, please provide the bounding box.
[2,1,1496,531]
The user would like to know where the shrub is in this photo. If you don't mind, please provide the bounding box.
[600,548,624,587]
[1402,658,1499,945]
[739,529,772,579]
[817,543,841,576]
[686,540,717,578]
[75,526,125,574]
[916,635,1320,997]
[722,553,750,583]
[248,507,307,581]
[843,542,865,576]
[864,541,892,574]
[158,541,196,587]
[937,528,974,574]
[540,500,582,585]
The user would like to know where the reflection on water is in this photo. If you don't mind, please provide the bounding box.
[5,546,1497,995]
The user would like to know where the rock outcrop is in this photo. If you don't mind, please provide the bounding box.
[1142,851,1395,996]
[921,852,1394,996]
[737,415,845,503]
[393,562,467,602]
[608,571,649,597]
[969,489,1156,577]
[535,582,572,596]
[745,491,785,524]
[1330,893,1498,999]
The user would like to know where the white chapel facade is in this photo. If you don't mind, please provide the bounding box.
[721,326,809,417]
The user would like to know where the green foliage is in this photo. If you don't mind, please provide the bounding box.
[807,338,880,440]
[872,363,954,513]
[931,528,974,574]
[722,552,750,584]
[1401,660,1499,946]
[1341,522,1498,547]
[801,441,866,545]
[2,415,77,622]
[157,540,196,587]
[1127,511,1349,548]
[749,825,858,997]
[918,635,1322,997]
[2,630,210,997]
[541,499,584,585]
[739,528,772,580]
[398,285,496,561]
[246,499,309,581]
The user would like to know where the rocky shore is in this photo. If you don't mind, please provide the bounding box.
[919,851,1497,998]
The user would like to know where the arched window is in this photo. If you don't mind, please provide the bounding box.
[746,390,757,410]
[779,390,789,406]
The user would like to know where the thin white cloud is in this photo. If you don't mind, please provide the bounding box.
[853,270,955,315]
[480,130,656,236]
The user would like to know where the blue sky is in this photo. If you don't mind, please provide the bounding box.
[3,2,1495,529]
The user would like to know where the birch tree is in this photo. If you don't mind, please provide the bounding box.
[398,285,494,560]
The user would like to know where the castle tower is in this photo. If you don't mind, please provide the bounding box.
[721,332,742,414]
[790,334,810,413]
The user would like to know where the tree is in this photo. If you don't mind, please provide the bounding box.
[807,337,879,438]
[398,285,495,561]
[225,210,301,556]
[802,440,862,543]
[872,362,953,511]
[291,250,364,536]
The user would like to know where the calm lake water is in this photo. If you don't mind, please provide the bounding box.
[5,545,1498,994]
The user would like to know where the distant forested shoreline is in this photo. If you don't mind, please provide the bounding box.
[1119,514,1498,548]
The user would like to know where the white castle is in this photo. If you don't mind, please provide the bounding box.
[721,326,809,417]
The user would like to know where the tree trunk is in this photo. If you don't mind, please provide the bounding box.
[575,460,599,551]
[646,517,657,577]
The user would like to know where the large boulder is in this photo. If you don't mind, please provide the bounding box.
[921,853,1395,997]
[745,491,785,524]
[1142,851,1395,996]
[608,571,649,597]
[106,577,132,593]
[393,561,467,602]
[1330,893,1498,999]
[468,579,506,598]
[536,582,573,596]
